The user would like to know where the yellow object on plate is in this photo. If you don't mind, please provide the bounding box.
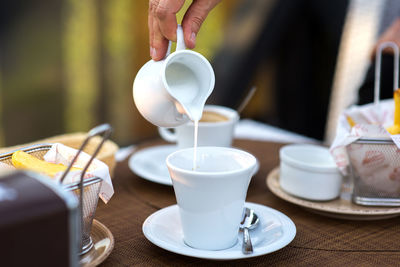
[0,132,118,177]
[387,89,400,135]
[11,150,81,178]
[387,124,400,135]
[346,115,356,128]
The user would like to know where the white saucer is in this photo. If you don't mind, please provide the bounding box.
[128,145,177,185]
[129,145,260,186]
[142,202,296,260]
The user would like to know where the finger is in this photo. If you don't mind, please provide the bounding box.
[149,0,169,60]
[181,0,221,48]
[152,19,169,60]
[148,0,157,57]
[156,0,185,41]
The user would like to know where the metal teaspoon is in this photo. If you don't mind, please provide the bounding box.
[239,207,260,254]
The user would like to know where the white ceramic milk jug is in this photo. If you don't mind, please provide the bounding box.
[133,25,215,127]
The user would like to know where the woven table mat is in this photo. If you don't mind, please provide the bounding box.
[95,139,400,266]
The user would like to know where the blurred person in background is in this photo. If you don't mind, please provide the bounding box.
[149,0,348,141]
[149,0,400,141]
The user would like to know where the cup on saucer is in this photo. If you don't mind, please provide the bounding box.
[158,105,239,149]
[166,146,257,250]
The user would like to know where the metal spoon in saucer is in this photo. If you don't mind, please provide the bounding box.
[240,207,260,254]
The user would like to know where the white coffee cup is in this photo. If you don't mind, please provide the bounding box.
[166,146,257,250]
[158,105,239,148]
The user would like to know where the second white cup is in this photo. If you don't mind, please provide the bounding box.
[158,105,239,148]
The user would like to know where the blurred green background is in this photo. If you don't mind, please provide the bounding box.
[0,0,240,147]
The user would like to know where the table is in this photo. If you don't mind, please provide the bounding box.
[96,139,400,266]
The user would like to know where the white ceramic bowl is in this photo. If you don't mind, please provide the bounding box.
[279,144,342,201]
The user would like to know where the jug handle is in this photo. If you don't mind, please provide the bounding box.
[166,25,186,57]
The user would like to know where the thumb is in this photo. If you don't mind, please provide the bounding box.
[181,0,221,49]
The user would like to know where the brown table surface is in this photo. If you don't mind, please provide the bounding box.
[96,139,400,266]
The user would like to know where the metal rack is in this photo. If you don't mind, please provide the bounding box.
[0,124,112,254]
[347,42,400,206]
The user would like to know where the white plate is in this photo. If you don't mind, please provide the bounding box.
[142,202,296,260]
[266,167,400,220]
[128,145,177,185]
[129,145,260,186]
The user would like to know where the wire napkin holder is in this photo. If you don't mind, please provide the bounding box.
[0,124,113,254]
[346,42,400,206]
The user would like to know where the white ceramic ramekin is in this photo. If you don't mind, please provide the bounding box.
[279,144,342,201]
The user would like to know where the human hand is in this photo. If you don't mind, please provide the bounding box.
[148,0,221,61]
[372,18,400,58]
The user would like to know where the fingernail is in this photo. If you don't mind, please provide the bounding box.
[190,32,196,44]
[150,47,156,58]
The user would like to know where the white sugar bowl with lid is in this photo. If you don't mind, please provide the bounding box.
[279,144,342,201]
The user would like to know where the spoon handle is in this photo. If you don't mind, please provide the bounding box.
[242,228,253,254]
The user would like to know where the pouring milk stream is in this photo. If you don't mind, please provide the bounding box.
[133,25,215,169]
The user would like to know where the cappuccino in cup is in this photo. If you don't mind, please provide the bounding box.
[158,105,239,149]
[199,110,230,123]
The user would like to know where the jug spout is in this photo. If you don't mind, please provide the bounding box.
[163,50,215,122]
